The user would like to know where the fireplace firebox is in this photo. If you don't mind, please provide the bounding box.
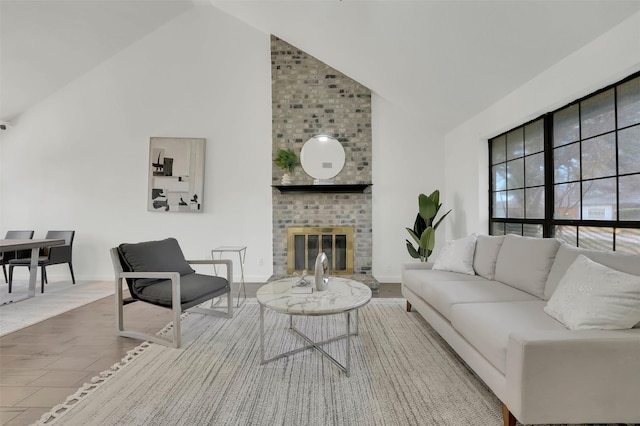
[287,226,354,275]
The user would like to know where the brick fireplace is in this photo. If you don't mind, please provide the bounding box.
[270,36,375,286]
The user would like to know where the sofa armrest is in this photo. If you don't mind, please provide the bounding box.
[505,329,640,424]
[401,261,434,271]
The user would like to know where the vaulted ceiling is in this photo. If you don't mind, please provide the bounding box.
[2,0,640,133]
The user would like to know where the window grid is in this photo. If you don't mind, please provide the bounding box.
[489,71,640,252]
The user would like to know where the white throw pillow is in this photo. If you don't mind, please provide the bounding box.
[432,234,477,275]
[544,254,640,330]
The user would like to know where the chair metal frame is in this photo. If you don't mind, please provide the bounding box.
[110,248,233,348]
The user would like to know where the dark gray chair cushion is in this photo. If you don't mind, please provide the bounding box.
[136,273,230,310]
[118,238,195,290]
[117,238,229,310]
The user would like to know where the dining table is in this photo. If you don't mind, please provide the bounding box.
[0,238,65,298]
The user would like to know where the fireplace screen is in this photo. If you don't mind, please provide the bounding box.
[287,226,354,275]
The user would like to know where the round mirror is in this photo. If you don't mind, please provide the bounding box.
[300,135,345,184]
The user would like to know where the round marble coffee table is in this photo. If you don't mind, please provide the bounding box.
[256,276,372,377]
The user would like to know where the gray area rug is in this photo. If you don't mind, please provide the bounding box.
[38,298,505,425]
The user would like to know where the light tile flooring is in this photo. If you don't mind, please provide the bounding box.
[0,282,400,426]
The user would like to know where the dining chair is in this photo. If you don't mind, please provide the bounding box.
[8,230,75,293]
[1,230,35,284]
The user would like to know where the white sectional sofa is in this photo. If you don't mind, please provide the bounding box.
[401,234,640,426]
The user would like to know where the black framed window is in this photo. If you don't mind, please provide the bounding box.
[489,72,640,254]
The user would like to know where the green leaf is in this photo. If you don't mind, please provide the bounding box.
[406,227,420,245]
[433,209,452,230]
[418,194,437,221]
[406,241,420,258]
[428,190,440,207]
[420,227,436,251]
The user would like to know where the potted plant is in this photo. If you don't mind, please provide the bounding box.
[274,148,298,185]
[406,190,452,262]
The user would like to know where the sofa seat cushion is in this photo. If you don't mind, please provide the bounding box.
[136,273,230,310]
[402,269,486,297]
[451,301,567,374]
[406,275,539,320]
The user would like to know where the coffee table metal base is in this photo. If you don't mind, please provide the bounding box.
[259,306,360,377]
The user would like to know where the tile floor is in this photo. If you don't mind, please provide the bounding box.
[0,282,400,425]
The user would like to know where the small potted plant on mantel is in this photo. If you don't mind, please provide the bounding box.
[274,148,298,185]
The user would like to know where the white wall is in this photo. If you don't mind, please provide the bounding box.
[443,11,640,240]
[372,95,446,282]
[0,5,274,281]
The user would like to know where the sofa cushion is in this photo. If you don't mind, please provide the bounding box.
[544,255,640,330]
[544,243,640,299]
[494,235,560,298]
[473,235,505,280]
[415,279,539,320]
[451,301,567,374]
[432,234,477,275]
[403,269,486,297]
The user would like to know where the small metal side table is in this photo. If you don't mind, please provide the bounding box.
[211,246,247,307]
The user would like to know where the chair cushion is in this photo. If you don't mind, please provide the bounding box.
[136,273,230,309]
[118,238,195,290]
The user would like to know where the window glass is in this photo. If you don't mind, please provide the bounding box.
[554,183,581,219]
[525,187,545,219]
[491,135,506,165]
[493,192,506,218]
[505,223,523,235]
[524,120,544,154]
[618,125,640,175]
[525,152,544,187]
[491,222,505,235]
[554,225,577,246]
[507,189,525,218]
[506,128,524,160]
[582,178,616,221]
[554,143,580,183]
[619,174,640,220]
[616,228,640,254]
[553,104,579,147]
[581,133,616,180]
[581,89,615,139]
[493,164,506,191]
[523,224,543,238]
[617,76,640,128]
[507,159,524,189]
[579,226,614,251]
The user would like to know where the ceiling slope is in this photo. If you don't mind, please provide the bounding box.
[2,0,640,132]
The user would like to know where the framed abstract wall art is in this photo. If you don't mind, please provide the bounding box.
[148,137,205,213]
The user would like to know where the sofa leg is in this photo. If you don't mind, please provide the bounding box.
[502,404,516,426]
[406,301,412,312]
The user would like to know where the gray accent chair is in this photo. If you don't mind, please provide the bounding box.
[111,237,233,348]
[8,230,75,293]
[1,230,35,284]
